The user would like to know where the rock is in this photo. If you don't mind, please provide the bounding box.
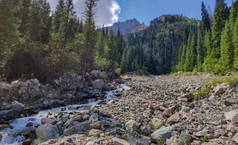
[90,70,108,79]
[127,134,149,145]
[180,106,190,113]
[11,101,25,110]
[112,137,130,145]
[125,120,140,132]
[41,118,57,125]
[63,121,90,136]
[232,133,238,143]
[167,112,180,125]
[89,113,99,123]
[90,121,101,129]
[21,128,32,137]
[151,126,173,142]
[23,139,32,145]
[196,130,209,137]
[224,109,238,124]
[151,118,163,129]
[26,122,33,127]
[178,93,193,102]
[0,133,2,142]
[0,83,10,96]
[88,129,102,137]
[177,133,192,145]
[0,124,9,130]
[162,105,177,118]
[92,79,104,90]
[33,124,60,144]
[214,83,228,95]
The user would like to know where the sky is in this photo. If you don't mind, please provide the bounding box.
[48,0,233,26]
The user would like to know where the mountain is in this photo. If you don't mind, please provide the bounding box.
[106,19,147,35]
[121,15,200,74]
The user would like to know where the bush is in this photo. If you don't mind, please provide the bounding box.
[211,76,238,87]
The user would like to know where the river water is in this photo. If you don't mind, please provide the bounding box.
[0,83,130,145]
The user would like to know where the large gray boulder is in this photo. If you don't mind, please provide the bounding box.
[151,126,173,142]
[224,109,238,124]
[33,124,60,145]
[92,79,104,90]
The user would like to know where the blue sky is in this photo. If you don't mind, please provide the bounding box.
[117,0,233,25]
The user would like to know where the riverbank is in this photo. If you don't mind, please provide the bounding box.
[1,72,238,145]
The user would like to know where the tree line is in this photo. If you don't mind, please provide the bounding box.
[0,0,126,82]
[174,0,238,74]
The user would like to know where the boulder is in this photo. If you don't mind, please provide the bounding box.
[112,137,130,145]
[89,113,99,123]
[23,139,32,145]
[11,101,25,111]
[125,120,140,132]
[88,129,102,137]
[177,133,192,145]
[224,109,238,124]
[63,121,90,136]
[0,124,9,130]
[0,83,11,96]
[232,133,238,143]
[167,112,180,125]
[178,93,193,102]
[33,124,60,145]
[92,79,104,90]
[151,126,173,142]
[41,118,57,125]
[214,83,228,96]
[90,70,107,80]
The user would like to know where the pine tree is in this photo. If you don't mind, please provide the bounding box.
[0,0,19,52]
[196,30,203,71]
[108,29,117,71]
[52,0,65,33]
[19,0,32,37]
[233,18,238,69]
[81,0,97,75]
[96,29,105,56]
[229,1,238,30]
[204,30,211,56]
[220,21,234,71]
[201,2,211,32]
[120,48,128,73]
[211,0,226,58]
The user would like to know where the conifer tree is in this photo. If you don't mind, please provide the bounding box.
[233,18,238,69]
[196,30,203,71]
[211,0,226,58]
[201,2,211,32]
[81,0,97,75]
[19,0,32,37]
[108,29,117,71]
[220,21,234,71]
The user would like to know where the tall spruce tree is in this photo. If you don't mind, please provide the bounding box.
[81,0,97,75]
[220,21,234,71]
[211,0,226,58]
[201,2,211,32]
[233,18,238,69]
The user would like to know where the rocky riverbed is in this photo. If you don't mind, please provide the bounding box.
[1,72,238,145]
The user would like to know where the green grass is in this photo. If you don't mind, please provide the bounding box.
[202,136,209,142]
[194,87,210,100]
[210,76,238,87]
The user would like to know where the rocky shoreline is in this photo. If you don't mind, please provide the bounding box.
[1,72,238,145]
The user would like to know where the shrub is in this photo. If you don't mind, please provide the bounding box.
[202,136,209,142]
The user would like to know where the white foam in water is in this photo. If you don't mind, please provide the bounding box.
[0,83,130,145]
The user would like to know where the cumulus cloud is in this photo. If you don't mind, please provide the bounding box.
[47,0,121,27]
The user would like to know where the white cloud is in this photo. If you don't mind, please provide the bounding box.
[47,0,121,27]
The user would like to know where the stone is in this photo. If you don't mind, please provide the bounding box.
[127,134,149,145]
[89,113,99,123]
[11,101,25,110]
[41,118,57,125]
[63,121,90,136]
[232,133,238,143]
[167,112,180,125]
[0,124,9,130]
[112,137,130,145]
[224,109,238,124]
[21,128,32,137]
[196,130,209,137]
[23,139,32,145]
[214,83,228,95]
[90,121,101,129]
[88,129,102,137]
[92,79,104,90]
[151,118,163,129]
[151,126,173,142]
[33,124,60,144]
[125,120,140,131]
[177,133,192,145]
[26,122,33,127]
[178,93,193,102]
[180,106,190,113]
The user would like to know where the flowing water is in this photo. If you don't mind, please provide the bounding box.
[0,83,130,145]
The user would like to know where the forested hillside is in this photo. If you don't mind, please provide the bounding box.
[0,0,126,82]
[121,0,238,75]
[120,15,199,74]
